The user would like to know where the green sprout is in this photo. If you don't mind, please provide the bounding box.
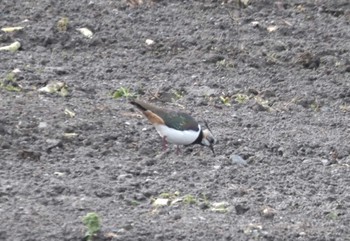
[112,87,135,99]
[57,17,69,32]
[238,0,250,8]
[82,212,101,241]
[216,59,234,69]
[339,104,350,112]
[310,101,320,112]
[220,95,231,106]
[235,93,249,104]
[199,193,210,209]
[173,89,184,100]
[127,199,140,206]
[1,72,22,92]
[4,85,21,92]
[159,192,196,205]
[159,191,180,199]
[182,194,196,205]
[38,81,68,97]
[254,96,270,111]
[6,72,16,82]
[326,211,339,220]
[216,59,226,67]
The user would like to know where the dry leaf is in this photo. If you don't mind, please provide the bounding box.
[1,26,24,32]
[0,41,21,52]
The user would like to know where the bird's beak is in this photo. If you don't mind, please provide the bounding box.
[209,144,215,156]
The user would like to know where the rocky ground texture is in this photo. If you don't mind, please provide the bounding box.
[1,0,350,240]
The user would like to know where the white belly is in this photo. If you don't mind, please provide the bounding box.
[154,124,200,145]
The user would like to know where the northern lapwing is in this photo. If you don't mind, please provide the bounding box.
[130,99,216,155]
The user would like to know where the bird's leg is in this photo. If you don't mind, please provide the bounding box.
[176,145,181,155]
[162,136,168,151]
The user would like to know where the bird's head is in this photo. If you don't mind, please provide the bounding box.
[201,121,217,155]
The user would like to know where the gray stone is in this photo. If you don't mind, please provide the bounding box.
[230,154,248,165]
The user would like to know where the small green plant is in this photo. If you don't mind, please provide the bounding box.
[326,211,339,220]
[339,104,350,112]
[310,101,320,112]
[2,84,21,92]
[266,52,278,64]
[216,59,226,67]
[127,199,140,206]
[173,89,184,99]
[159,191,180,199]
[1,72,22,92]
[220,95,231,106]
[238,0,250,8]
[235,93,249,104]
[82,212,101,241]
[38,81,68,97]
[183,194,196,205]
[6,72,16,82]
[216,59,234,69]
[254,96,270,110]
[210,201,230,213]
[112,87,135,99]
[57,17,69,32]
[199,193,210,209]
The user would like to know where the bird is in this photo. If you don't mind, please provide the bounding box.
[130,99,216,155]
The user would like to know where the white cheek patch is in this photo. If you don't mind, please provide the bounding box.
[201,139,209,146]
[154,124,201,145]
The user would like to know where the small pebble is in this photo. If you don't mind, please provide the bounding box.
[230,154,248,165]
[76,27,93,38]
[117,174,133,181]
[199,202,210,210]
[38,122,48,128]
[173,213,182,220]
[53,171,65,177]
[321,159,330,166]
[145,39,155,45]
[153,198,169,207]
[260,206,276,219]
[251,21,260,27]
[46,139,62,150]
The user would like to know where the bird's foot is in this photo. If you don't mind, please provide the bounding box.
[176,145,181,155]
[162,136,168,151]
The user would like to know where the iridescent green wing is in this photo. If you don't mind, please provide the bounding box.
[156,110,199,131]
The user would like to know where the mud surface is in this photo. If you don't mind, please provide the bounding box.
[1,0,350,240]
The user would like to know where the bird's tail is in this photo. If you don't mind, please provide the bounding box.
[130,100,148,111]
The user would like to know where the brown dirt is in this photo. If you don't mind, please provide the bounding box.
[1,0,350,240]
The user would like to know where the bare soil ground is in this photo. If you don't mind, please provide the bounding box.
[1,0,350,240]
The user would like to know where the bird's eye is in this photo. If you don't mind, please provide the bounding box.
[209,137,216,145]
